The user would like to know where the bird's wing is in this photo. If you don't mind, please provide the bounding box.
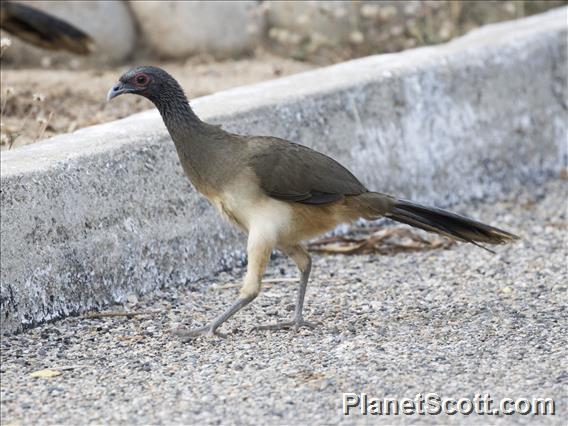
[0,1,94,55]
[248,136,368,205]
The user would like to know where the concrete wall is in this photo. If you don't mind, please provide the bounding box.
[1,8,566,334]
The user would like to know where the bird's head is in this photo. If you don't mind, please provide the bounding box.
[107,66,197,124]
[107,66,179,104]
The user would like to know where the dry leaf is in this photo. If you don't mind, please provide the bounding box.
[29,369,62,378]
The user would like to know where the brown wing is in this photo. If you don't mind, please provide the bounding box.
[248,136,367,205]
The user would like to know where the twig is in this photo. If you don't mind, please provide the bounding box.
[0,90,10,118]
[36,110,54,141]
[265,277,298,283]
[215,277,298,290]
[307,226,454,255]
[82,309,166,319]
[8,106,34,150]
[48,365,84,371]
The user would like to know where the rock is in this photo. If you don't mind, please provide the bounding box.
[129,1,264,59]
[1,0,136,66]
[266,1,359,58]
[265,0,567,63]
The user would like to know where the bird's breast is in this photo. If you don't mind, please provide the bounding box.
[210,172,294,242]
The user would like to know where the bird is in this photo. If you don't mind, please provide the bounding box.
[0,1,94,55]
[107,66,519,340]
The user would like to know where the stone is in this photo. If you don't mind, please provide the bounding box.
[2,1,135,66]
[266,1,359,57]
[129,1,264,59]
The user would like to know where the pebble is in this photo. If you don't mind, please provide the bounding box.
[0,179,566,425]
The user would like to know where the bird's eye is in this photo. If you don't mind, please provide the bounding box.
[136,75,147,85]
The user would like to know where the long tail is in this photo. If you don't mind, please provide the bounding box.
[0,1,94,55]
[359,193,519,253]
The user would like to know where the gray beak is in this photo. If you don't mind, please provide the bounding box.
[107,82,131,101]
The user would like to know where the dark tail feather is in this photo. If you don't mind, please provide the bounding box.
[0,1,95,55]
[385,198,519,253]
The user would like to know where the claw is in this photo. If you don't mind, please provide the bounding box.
[172,325,227,341]
[294,320,317,331]
[254,318,317,332]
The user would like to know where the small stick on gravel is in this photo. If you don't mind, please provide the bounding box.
[215,277,298,290]
[82,309,166,319]
[48,365,85,371]
[308,226,455,255]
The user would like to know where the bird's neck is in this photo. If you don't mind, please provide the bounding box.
[152,88,219,192]
[153,91,203,138]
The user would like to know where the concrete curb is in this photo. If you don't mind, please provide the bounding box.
[1,8,566,334]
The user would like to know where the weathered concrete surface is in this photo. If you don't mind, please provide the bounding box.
[1,8,566,334]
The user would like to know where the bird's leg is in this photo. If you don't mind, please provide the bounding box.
[174,297,254,340]
[173,230,272,341]
[256,245,317,331]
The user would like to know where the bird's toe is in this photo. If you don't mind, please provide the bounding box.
[172,324,226,341]
[293,320,317,331]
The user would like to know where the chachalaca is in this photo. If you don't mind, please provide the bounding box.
[0,1,94,55]
[108,66,519,339]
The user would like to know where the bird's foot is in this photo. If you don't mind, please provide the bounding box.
[172,324,227,342]
[254,317,317,332]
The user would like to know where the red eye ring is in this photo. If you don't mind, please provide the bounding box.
[135,74,148,85]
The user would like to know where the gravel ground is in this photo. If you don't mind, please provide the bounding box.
[1,178,566,425]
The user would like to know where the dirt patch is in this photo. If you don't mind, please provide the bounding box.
[0,55,315,150]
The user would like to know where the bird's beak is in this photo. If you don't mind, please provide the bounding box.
[107,82,132,101]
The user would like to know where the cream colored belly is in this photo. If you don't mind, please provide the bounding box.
[209,175,295,245]
[206,170,358,246]
[212,194,352,247]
